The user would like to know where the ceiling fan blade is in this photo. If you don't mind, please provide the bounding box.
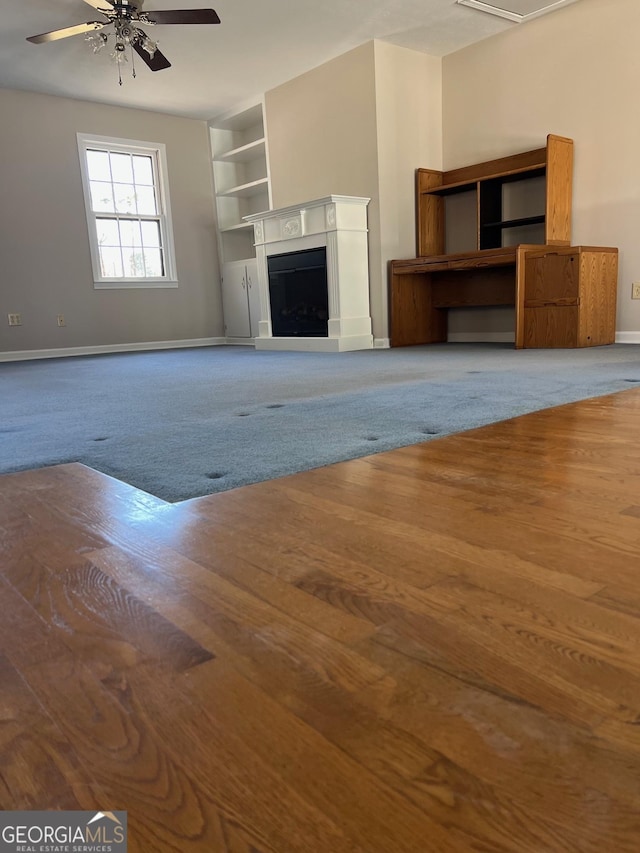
[82,0,115,9]
[132,40,172,71]
[27,21,105,44]
[143,9,220,25]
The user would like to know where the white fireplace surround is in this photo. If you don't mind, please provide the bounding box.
[244,195,373,352]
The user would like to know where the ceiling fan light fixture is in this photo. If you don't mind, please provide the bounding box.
[142,37,158,58]
[110,40,127,61]
[134,29,158,57]
[85,31,108,52]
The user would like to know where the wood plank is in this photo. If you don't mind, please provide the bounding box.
[545,134,573,244]
[88,544,394,701]
[389,268,447,346]
[1,540,214,674]
[0,653,106,811]
[18,653,327,853]
[416,168,445,256]
[356,640,640,848]
[441,147,548,187]
[141,661,469,853]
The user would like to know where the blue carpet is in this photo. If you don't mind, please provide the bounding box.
[1,343,639,502]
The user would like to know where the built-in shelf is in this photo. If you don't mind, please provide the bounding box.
[217,138,266,164]
[209,101,272,267]
[217,177,270,199]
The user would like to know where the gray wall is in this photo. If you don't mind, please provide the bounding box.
[0,88,222,354]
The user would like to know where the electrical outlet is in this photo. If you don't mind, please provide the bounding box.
[633,283,640,300]
[57,314,66,327]
[7,313,21,326]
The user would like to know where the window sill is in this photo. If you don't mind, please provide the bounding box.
[93,280,179,289]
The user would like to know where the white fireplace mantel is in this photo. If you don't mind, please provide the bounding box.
[244,195,373,352]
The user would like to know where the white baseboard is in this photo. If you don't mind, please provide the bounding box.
[0,337,226,362]
[224,337,256,346]
[447,332,515,343]
[615,332,640,344]
[374,337,390,349]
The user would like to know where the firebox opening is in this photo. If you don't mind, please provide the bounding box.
[267,247,329,337]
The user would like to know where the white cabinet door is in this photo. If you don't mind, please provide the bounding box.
[221,261,251,338]
[245,259,261,338]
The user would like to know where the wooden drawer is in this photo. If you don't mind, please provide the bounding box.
[523,306,579,348]
[525,251,579,302]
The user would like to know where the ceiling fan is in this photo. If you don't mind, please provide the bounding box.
[26,0,220,79]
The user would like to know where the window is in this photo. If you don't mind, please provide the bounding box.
[77,133,177,288]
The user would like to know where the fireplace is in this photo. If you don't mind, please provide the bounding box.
[244,195,373,352]
[268,248,328,337]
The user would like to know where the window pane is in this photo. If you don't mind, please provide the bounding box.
[133,155,154,186]
[95,218,120,246]
[114,184,137,214]
[143,248,164,277]
[110,152,133,184]
[86,150,111,181]
[123,249,146,277]
[119,220,142,247]
[141,220,161,248]
[135,185,157,215]
[90,181,115,213]
[99,247,123,278]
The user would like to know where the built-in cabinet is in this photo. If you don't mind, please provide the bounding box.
[209,102,271,340]
[220,259,260,339]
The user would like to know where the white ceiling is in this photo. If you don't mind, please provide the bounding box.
[1,0,524,120]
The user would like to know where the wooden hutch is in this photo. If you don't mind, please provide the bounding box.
[389,135,618,348]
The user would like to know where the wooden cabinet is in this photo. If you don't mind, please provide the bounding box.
[221,260,260,340]
[523,246,618,348]
[416,134,573,256]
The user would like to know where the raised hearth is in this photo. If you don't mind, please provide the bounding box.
[244,195,373,352]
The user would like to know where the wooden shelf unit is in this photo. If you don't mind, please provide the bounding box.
[389,135,618,349]
[416,134,573,256]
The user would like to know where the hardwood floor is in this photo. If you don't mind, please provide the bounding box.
[2,388,640,851]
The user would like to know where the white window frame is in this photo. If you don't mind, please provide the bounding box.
[77,132,178,288]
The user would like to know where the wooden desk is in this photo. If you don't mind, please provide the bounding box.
[389,244,618,349]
